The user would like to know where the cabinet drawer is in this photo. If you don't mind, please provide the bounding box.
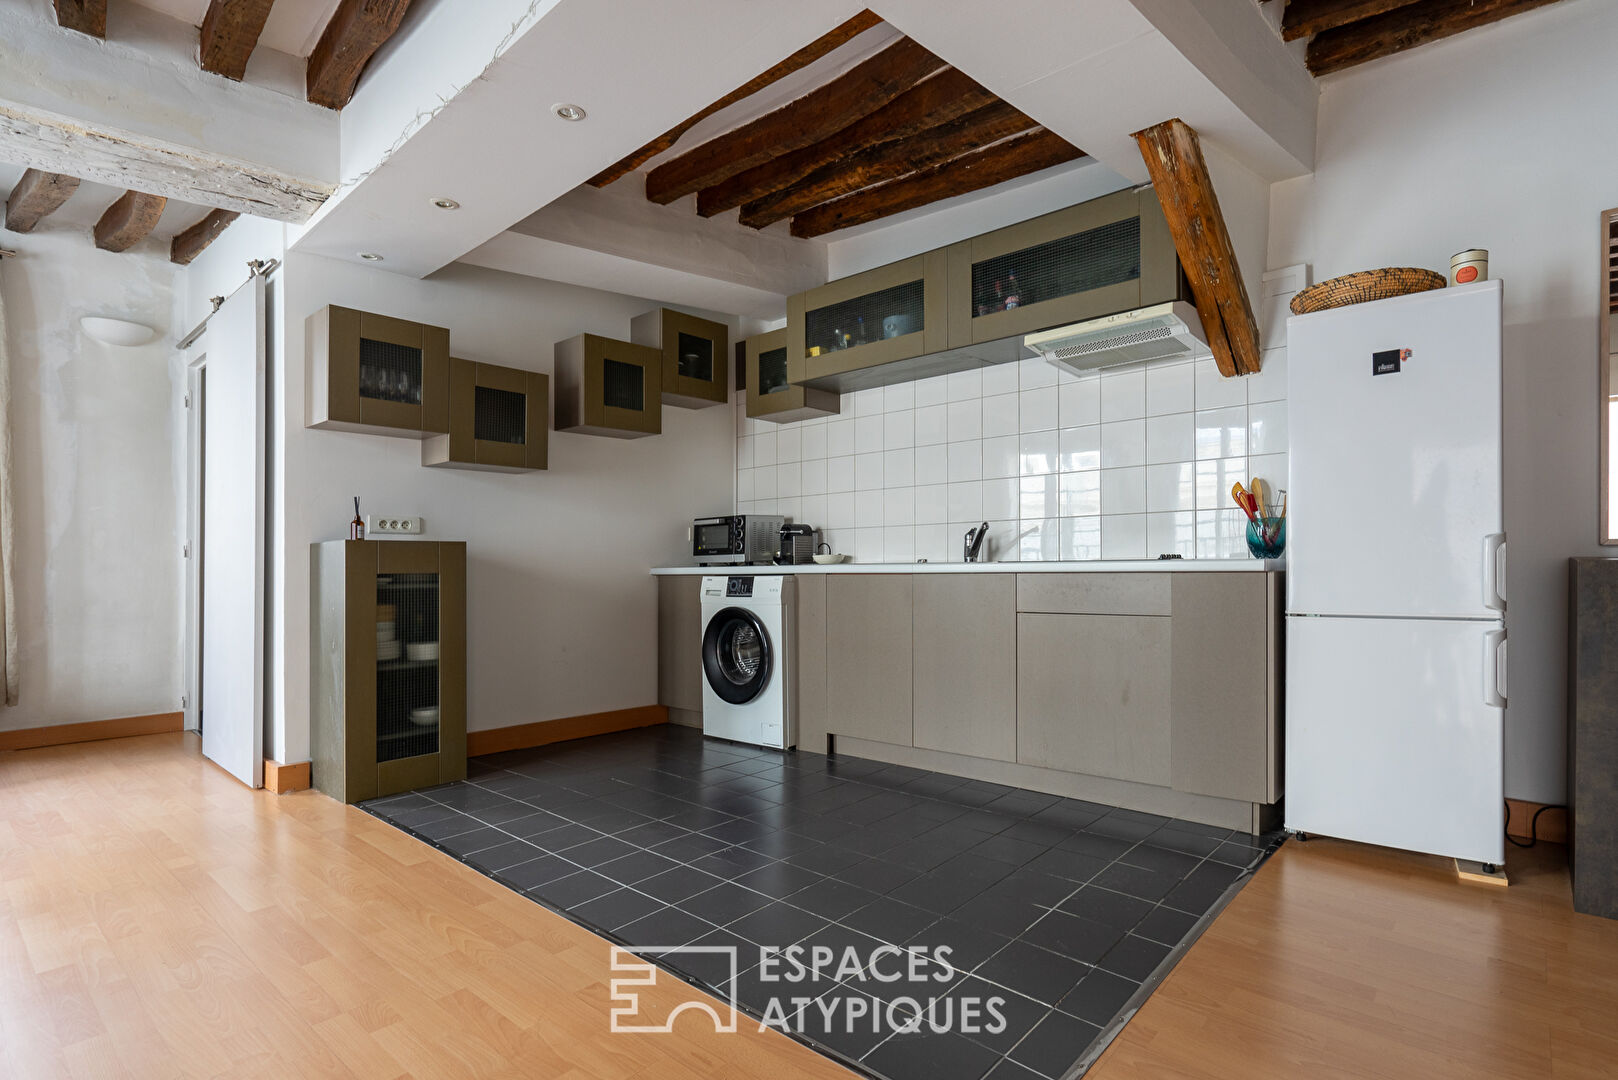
[1016,573,1172,616]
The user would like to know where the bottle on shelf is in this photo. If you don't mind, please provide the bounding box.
[1004,272,1022,310]
[350,497,366,540]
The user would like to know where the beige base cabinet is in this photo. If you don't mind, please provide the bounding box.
[656,576,704,714]
[422,358,548,472]
[912,575,1017,762]
[824,575,913,747]
[307,305,450,438]
[311,540,467,803]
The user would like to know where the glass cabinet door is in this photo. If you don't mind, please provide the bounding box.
[745,328,839,423]
[375,572,440,764]
[787,251,950,392]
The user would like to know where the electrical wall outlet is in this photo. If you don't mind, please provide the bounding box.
[366,515,423,535]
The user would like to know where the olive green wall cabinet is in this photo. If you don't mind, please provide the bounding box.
[311,540,467,804]
[422,358,549,472]
[746,329,839,423]
[631,308,729,408]
[786,251,950,394]
[553,333,662,438]
[307,305,450,437]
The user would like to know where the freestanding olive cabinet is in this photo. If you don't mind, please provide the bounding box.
[307,305,451,437]
[311,540,467,803]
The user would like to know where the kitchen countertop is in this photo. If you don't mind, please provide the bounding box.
[651,559,1283,575]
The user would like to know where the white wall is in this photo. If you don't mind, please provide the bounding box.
[1268,0,1618,804]
[0,230,184,731]
[273,256,735,764]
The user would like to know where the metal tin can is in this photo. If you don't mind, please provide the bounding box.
[1450,249,1488,286]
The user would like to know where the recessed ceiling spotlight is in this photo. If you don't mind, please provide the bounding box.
[431,197,460,210]
[357,251,383,262]
[551,103,587,122]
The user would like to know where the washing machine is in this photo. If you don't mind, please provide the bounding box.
[699,575,795,750]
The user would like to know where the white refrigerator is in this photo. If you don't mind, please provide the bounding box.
[1285,280,1506,866]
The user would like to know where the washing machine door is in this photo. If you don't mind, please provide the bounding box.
[702,607,773,705]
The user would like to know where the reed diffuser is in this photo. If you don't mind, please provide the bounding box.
[350,497,365,541]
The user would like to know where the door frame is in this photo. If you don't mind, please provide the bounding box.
[183,358,204,734]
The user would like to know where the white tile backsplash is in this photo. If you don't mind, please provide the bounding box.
[734,322,1292,562]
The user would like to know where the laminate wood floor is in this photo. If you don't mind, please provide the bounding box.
[0,733,854,1079]
[5,732,1617,1080]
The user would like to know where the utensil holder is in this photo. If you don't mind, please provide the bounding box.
[1246,516,1285,560]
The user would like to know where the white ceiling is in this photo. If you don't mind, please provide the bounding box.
[127,0,343,58]
[0,161,217,246]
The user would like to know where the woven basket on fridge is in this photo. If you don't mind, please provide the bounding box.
[1289,267,1448,315]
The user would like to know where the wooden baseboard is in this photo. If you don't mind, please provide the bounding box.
[0,711,184,752]
[1506,798,1568,845]
[263,759,311,794]
[466,705,667,757]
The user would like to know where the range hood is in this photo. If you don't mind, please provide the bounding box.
[1023,301,1206,374]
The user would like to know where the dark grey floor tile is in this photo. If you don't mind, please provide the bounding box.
[835,857,921,895]
[532,870,618,908]
[637,866,727,904]
[1057,886,1154,932]
[950,894,1045,939]
[1007,1007,1103,1078]
[569,888,666,932]
[1097,934,1172,981]
[1055,831,1135,861]
[831,828,908,858]
[661,806,736,831]
[861,1029,1003,1080]
[789,816,862,843]
[667,928,757,985]
[616,821,690,848]
[909,917,1011,974]
[616,905,715,947]
[650,831,733,863]
[500,811,571,839]
[1132,906,1200,946]
[410,813,486,841]
[796,990,890,1062]
[559,835,640,867]
[1117,842,1203,877]
[982,1059,1046,1080]
[1024,847,1109,884]
[435,825,516,856]
[681,882,775,926]
[473,799,548,825]
[841,895,939,943]
[1208,840,1266,868]
[1088,862,1182,902]
[725,902,829,948]
[1058,968,1140,1027]
[888,869,996,916]
[1084,815,1161,842]
[495,854,576,891]
[971,833,1053,866]
[792,923,886,979]
[945,978,1050,1055]
[789,877,882,920]
[1146,829,1224,857]
[690,846,777,879]
[785,843,869,876]
[1020,911,1124,965]
[528,822,603,852]
[597,849,683,886]
[983,790,1061,818]
[464,839,539,872]
[1157,818,1233,840]
[1163,862,1243,914]
[976,939,1089,1006]
[734,862,824,899]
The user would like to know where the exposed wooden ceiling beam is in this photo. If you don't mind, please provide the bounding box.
[170,208,240,265]
[1280,0,1423,41]
[201,0,277,81]
[586,9,882,189]
[1133,118,1261,378]
[93,191,167,252]
[743,101,1038,230]
[4,169,80,233]
[695,66,996,219]
[306,0,414,109]
[789,127,1083,240]
[645,36,946,206]
[1306,0,1560,76]
[52,0,105,37]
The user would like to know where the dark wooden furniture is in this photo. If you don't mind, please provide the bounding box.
[307,305,450,437]
[311,540,467,803]
[1570,557,1618,918]
[422,358,548,472]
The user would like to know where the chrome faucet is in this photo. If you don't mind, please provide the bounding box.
[964,521,989,563]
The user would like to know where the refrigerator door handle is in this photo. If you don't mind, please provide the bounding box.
[1483,534,1507,611]
[1483,629,1508,707]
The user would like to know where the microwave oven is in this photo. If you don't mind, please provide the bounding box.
[691,515,784,565]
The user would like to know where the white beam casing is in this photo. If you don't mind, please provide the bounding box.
[0,2,336,222]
